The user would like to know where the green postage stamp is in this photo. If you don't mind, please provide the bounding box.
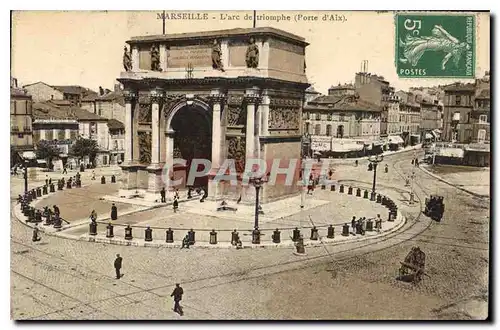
[396,13,475,78]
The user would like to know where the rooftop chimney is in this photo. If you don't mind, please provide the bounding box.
[114,83,122,93]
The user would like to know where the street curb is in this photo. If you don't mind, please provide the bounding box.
[14,198,407,249]
[419,166,489,198]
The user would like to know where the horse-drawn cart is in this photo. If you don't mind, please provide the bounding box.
[424,195,444,221]
[398,247,427,283]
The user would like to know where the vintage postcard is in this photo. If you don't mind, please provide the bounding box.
[10,10,490,320]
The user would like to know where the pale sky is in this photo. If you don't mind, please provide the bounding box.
[11,11,490,95]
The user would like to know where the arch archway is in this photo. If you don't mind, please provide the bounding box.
[165,101,212,189]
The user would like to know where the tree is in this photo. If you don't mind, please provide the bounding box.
[70,137,99,166]
[36,140,60,170]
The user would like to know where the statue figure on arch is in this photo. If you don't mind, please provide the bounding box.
[245,37,259,69]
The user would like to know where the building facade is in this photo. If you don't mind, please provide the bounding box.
[442,72,491,144]
[354,72,400,138]
[396,91,421,146]
[10,77,33,152]
[108,119,125,165]
[81,83,126,124]
[303,94,382,156]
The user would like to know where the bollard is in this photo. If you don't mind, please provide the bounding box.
[382,196,387,206]
[67,181,72,189]
[231,230,239,245]
[321,185,326,190]
[252,228,260,244]
[28,208,36,222]
[101,176,106,184]
[89,221,97,235]
[166,228,174,243]
[111,175,116,183]
[327,225,334,239]
[35,210,42,223]
[387,211,393,222]
[272,228,281,244]
[339,184,344,193]
[348,186,353,195]
[310,226,319,240]
[58,182,63,191]
[188,229,195,245]
[209,229,217,245]
[50,183,55,193]
[27,193,33,203]
[124,225,133,240]
[376,194,382,203]
[42,186,48,195]
[330,185,335,191]
[145,226,153,242]
[370,192,376,201]
[366,219,373,231]
[356,188,361,197]
[31,189,37,200]
[36,187,42,197]
[292,227,301,242]
[342,223,350,236]
[106,223,114,238]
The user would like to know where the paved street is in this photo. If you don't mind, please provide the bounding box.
[10,151,489,320]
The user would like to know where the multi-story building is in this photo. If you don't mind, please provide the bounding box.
[107,119,125,165]
[32,102,80,162]
[23,82,97,105]
[303,94,382,156]
[396,90,421,146]
[81,83,126,124]
[304,85,321,105]
[354,72,400,139]
[443,83,477,143]
[10,77,33,154]
[33,100,111,166]
[328,83,356,97]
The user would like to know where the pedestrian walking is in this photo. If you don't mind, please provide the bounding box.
[160,187,166,203]
[91,171,96,180]
[174,189,180,200]
[90,209,97,222]
[173,198,179,213]
[114,254,122,279]
[171,283,184,315]
[351,216,356,235]
[49,178,52,185]
[45,175,49,186]
[355,160,358,167]
[384,164,388,173]
[110,203,118,220]
[62,166,67,174]
[376,214,382,233]
[32,224,41,242]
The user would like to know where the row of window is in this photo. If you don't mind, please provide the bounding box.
[305,113,346,121]
[305,123,345,137]
[452,112,488,124]
[33,130,79,143]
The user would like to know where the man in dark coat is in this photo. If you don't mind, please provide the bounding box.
[173,198,179,213]
[53,205,60,217]
[171,283,184,315]
[160,187,166,203]
[111,203,118,220]
[114,254,122,279]
[351,216,357,235]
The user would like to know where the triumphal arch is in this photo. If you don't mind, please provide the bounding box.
[118,27,309,203]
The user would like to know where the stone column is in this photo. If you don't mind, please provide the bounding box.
[149,88,163,165]
[123,90,137,164]
[244,93,260,160]
[131,45,140,71]
[119,90,139,196]
[209,91,225,169]
[159,44,168,72]
[147,88,165,197]
[260,93,270,136]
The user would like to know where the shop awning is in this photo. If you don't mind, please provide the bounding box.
[372,140,385,146]
[21,151,37,159]
[465,143,490,152]
[330,142,364,152]
[388,136,404,144]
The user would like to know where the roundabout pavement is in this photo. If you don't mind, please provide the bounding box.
[10,149,489,320]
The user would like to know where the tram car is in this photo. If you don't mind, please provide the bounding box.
[424,195,444,221]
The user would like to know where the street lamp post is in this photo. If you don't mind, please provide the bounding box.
[249,174,266,229]
[23,159,28,194]
[368,154,384,201]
